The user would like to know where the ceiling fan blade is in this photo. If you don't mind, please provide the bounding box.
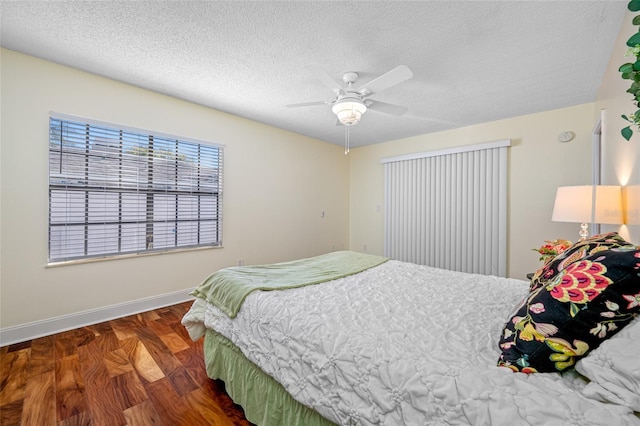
[306,65,343,96]
[367,100,408,116]
[286,100,329,108]
[358,65,413,96]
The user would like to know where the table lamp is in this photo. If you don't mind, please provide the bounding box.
[551,185,623,240]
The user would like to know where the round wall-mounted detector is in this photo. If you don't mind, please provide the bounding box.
[559,131,575,143]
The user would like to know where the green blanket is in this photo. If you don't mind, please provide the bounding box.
[191,250,388,318]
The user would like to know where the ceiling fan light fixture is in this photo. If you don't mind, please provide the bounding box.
[332,98,367,126]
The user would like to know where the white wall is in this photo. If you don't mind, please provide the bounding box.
[595,10,640,242]
[0,48,349,330]
[349,104,596,280]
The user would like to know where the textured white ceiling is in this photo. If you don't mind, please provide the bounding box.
[0,1,628,148]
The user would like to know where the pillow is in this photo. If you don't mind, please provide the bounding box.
[529,232,631,291]
[498,242,640,373]
[575,316,640,411]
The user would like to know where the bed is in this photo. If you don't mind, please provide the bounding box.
[182,234,640,426]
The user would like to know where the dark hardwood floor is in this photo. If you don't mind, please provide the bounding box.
[0,301,253,425]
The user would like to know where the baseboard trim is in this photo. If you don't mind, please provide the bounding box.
[0,289,195,347]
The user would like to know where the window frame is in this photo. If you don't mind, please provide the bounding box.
[48,113,223,264]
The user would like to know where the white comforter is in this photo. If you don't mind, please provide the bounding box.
[185,260,640,426]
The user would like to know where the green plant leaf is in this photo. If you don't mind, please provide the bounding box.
[630,87,640,97]
[620,62,634,73]
[634,15,640,25]
[630,0,640,11]
[622,126,633,140]
[627,32,640,47]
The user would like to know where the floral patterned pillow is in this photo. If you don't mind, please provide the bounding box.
[498,243,640,373]
[529,232,631,291]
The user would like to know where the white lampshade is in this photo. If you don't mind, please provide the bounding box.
[332,98,367,126]
[552,185,623,239]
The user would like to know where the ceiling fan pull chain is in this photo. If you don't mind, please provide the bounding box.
[345,125,350,155]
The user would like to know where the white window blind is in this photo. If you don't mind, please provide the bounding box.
[382,140,509,276]
[48,116,223,262]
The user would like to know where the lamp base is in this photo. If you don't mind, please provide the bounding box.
[579,222,589,241]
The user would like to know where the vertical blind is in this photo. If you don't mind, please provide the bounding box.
[382,140,509,276]
[48,115,223,262]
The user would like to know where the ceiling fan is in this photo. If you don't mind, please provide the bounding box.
[287,65,414,127]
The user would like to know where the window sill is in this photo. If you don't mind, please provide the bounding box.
[45,245,223,268]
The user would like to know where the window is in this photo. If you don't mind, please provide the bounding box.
[48,115,223,262]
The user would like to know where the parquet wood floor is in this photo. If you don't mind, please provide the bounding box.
[0,301,254,425]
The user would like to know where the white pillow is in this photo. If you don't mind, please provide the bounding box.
[575,316,640,411]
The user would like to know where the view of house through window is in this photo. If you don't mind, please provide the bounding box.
[48,116,223,262]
